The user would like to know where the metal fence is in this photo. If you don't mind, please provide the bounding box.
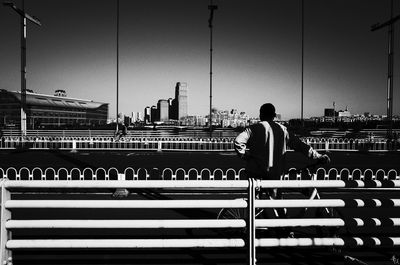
[1,166,399,182]
[1,169,400,265]
[1,136,399,151]
[0,137,235,151]
[1,129,238,138]
[2,128,400,139]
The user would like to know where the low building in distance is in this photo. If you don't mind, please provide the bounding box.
[0,89,108,129]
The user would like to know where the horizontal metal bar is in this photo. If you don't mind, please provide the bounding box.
[6,219,246,229]
[6,239,246,249]
[4,180,249,189]
[256,218,400,228]
[7,218,399,230]
[260,180,400,188]
[256,237,400,247]
[5,199,247,209]
[6,180,400,190]
[257,237,345,247]
[255,199,400,208]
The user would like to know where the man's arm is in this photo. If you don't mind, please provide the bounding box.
[234,128,251,159]
[287,131,330,164]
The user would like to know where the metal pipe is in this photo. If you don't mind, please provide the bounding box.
[247,179,256,265]
[256,218,400,228]
[6,219,246,229]
[259,179,400,188]
[5,179,400,189]
[5,199,248,209]
[256,237,400,247]
[255,198,400,208]
[7,198,400,210]
[4,180,249,189]
[6,239,246,249]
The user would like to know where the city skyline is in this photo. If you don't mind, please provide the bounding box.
[1,0,400,120]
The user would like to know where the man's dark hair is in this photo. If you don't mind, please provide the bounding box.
[260,103,276,121]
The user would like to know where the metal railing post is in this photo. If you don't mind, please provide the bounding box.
[247,178,256,265]
[71,140,77,153]
[1,180,12,265]
[157,141,162,152]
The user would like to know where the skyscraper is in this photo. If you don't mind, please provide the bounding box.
[144,106,151,124]
[150,105,158,122]
[172,82,187,120]
[157,99,169,121]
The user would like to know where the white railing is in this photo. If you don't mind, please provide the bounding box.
[0,137,235,152]
[1,136,399,151]
[1,167,399,182]
[1,174,400,265]
[2,128,400,139]
[1,129,237,138]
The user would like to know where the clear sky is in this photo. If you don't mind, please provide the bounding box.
[1,0,399,120]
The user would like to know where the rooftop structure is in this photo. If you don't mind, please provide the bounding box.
[0,89,108,129]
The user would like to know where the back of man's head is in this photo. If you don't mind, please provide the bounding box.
[259,103,276,121]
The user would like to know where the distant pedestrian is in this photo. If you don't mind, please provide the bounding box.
[114,123,127,142]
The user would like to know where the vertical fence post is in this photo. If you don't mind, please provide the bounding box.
[247,178,256,265]
[157,141,162,152]
[71,140,77,153]
[0,180,12,265]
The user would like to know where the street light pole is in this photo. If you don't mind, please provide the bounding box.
[3,0,41,137]
[371,0,399,139]
[301,0,304,125]
[116,0,120,135]
[208,0,217,138]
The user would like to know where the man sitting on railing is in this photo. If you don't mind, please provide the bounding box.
[234,103,330,182]
[234,103,330,225]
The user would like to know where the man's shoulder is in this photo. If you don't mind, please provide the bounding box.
[276,122,288,131]
[265,121,287,130]
[248,123,267,132]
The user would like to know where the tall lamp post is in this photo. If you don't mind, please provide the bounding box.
[300,0,304,125]
[115,0,120,135]
[208,0,217,137]
[371,0,399,139]
[3,0,41,136]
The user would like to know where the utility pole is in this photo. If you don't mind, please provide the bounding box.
[208,0,217,137]
[116,0,120,135]
[371,0,399,139]
[301,0,304,125]
[3,1,41,137]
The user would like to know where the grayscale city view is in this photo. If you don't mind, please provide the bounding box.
[0,0,400,264]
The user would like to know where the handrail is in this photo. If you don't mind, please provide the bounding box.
[1,136,399,151]
[1,177,400,265]
[6,239,246,249]
[256,218,400,228]
[256,237,400,247]
[1,167,399,182]
[6,219,247,229]
[3,180,249,189]
[5,199,248,209]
